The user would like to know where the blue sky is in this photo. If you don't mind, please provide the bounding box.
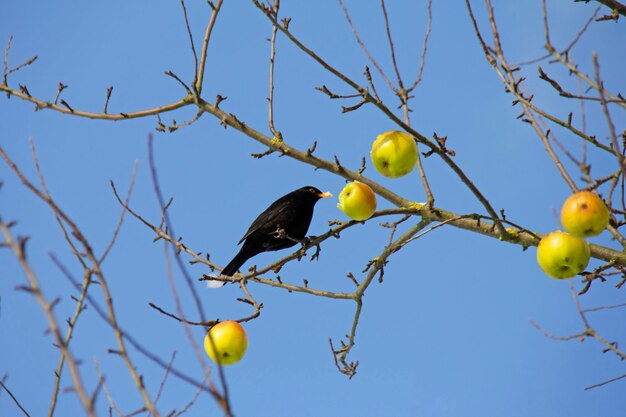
[1,1,625,416]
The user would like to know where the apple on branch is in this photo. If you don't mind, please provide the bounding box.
[370,130,418,178]
[204,320,248,365]
[536,230,590,279]
[337,181,377,221]
[561,191,610,238]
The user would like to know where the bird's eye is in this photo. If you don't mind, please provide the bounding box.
[308,188,315,193]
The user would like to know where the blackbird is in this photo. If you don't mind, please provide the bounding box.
[221,186,332,276]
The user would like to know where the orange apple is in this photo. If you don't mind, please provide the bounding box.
[337,181,377,221]
[561,191,610,237]
[203,321,248,365]
[536,230,590,279]
[370,130,418,178]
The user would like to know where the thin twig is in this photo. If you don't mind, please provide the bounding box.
[50,253,212,393]
[3,35,38,87]
[29,138,87,269]
[380,0,404,92]
[541,0,551,47]
[149,303,216,326]
[583,301,626,313]
[408,0,432,91]
[0,83,190,120]
[338,0,397,92]
[563,6,601,54]
[147,136,232,415]
[180,0,199,90]
[151,351,177,413]
[585,372,626,390]
[147,136,207,323]
[467,0,579,193]
[3,35,11,85]
[104,86,113,113]
[94,359,124,417]
[581,0,626,18]
[47,269,93,417]
[1,145,162,416]
[100,162,139,263]
[593,53,625,182]
[530,319,588,341]
[194,0,224,95]
[0,379,31,417]
[172,379,206,417]
[0,221,95,416]
[267,0,281,137]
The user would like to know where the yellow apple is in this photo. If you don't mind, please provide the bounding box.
[203,320,248,365]
[370,130,418,178]
[337,181,377,221]
[561,191,610,237]
[536,230,590,279]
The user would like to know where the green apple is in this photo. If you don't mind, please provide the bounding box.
[337,181,377,221]
[370,130,418,178]
[561,191,610,237]
[536,230,590,279]
[204,320,248,365]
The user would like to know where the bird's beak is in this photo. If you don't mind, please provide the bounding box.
[319,191,333,198]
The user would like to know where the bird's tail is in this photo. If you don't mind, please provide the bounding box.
[221,248,252,277]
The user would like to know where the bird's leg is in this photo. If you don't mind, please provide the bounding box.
[310,241,322,261]
[292,236,311,259]
[298,236,311,246]
[272,225,310,246]
[271,226,287,239]
[271,225,311,260]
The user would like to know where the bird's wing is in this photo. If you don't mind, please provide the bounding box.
[237,199,293,245]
